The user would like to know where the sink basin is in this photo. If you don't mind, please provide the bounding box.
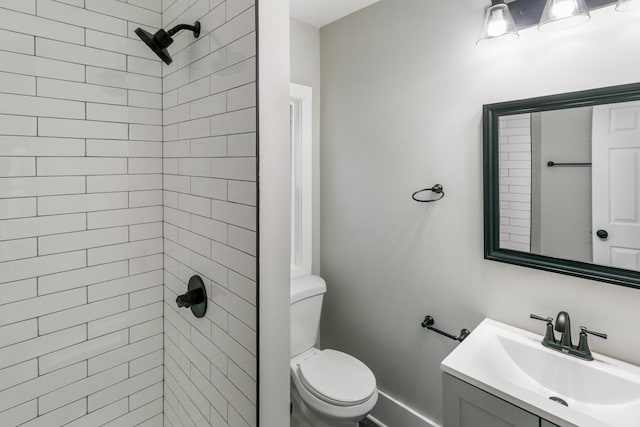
[441,319,640,427]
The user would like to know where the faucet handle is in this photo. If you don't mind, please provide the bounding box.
[531,314,556,345]
[580,326,608,340]
[577,326,607,360]
[530,314,553,324]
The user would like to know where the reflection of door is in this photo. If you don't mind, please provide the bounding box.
[592,101,640,271]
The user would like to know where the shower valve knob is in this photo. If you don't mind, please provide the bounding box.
[176,288,204,308]
[176,275,207,318]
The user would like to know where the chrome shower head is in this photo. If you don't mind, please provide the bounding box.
[135,21,201,65]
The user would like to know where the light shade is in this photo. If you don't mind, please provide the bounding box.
[616,0,640,11]
[538,0,591,31]
[477,2,519,46]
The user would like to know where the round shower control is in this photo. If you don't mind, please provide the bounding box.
[175,275,207,318]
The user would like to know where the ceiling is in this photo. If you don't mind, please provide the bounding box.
[290,0,382,28]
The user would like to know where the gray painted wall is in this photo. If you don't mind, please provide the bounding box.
[319,0,640,423]
[290,17,322,274]
[534,108,593,263]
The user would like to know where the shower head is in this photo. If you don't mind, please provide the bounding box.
[135,21,201,65]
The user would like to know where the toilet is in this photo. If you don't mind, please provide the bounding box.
[290,275,378,427]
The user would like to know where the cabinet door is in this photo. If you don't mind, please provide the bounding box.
[443,374,539,427]
[541,421,560,427]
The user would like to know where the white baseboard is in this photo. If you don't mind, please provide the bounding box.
[369,390,441,427]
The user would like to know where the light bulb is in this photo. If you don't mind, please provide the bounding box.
[551,0,577,18]
[477,2,519,45]
[538,0,590,31]
[487,10,508,36]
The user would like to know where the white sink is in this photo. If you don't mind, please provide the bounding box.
[441,319,640,427]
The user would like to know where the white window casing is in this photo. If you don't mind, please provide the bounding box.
[290,83,313,278]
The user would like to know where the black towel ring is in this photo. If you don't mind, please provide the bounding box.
[412,184,445,203]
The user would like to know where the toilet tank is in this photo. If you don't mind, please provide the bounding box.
[290,275,327,358]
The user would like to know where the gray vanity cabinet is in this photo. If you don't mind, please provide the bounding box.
[443,374,559,427]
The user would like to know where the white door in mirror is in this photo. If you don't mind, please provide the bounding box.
[592,101,640,271]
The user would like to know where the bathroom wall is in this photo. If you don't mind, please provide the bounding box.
[319,0,640,424]
[290,17,321,274]
[0,1,164,425]
[258,1,293,424]
[160,0,257,426]
[535,107,593,263]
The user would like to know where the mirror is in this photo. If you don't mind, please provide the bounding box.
[484,83,640,288]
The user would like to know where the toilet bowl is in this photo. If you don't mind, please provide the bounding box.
[290,275,378,426]
[291,348,378,426]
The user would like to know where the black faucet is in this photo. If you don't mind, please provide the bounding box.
[530,311,607,361]
[554,311,572,348]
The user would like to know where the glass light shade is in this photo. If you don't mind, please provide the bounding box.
[477,3,519,46]
[538,0,591,31]
[616,0,640,11]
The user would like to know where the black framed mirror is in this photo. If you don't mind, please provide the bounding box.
[484,83,640,289]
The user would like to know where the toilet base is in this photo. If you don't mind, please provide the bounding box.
[290,398,313,427]
[291,383,362,427]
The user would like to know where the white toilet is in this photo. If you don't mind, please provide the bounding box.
[290,275,378,427]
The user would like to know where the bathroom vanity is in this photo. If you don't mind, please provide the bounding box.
[441,319,640,427]
[444,373,559,427]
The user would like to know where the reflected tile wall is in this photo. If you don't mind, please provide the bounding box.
[499,114,532,252]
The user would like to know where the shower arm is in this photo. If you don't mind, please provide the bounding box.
[167,23,201,37]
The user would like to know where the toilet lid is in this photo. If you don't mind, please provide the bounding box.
[297,349,376,406]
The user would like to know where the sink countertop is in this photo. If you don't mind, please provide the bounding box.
[441,318,640,427]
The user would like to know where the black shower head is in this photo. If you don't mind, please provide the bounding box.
[135,22,201,65]
[135,27,173,65]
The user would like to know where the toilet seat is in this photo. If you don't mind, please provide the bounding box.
[296,349,377,407]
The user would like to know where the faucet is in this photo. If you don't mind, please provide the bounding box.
[530,311,607,361]
[554,311,572,348]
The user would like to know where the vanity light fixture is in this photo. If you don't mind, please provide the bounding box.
[616,0,640,11]
[478,0,621,45]
[538,0,591,31]
[477,0,519,45]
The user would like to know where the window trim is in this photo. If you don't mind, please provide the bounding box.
[290,83,313,278]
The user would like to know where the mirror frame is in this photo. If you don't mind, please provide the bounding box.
[483,83,640,289]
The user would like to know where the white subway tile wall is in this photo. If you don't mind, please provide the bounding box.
[499,114,532,252]
[161,0,257,426]
[0,0,164,425]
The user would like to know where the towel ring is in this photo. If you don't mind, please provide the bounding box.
[412,184,445,203]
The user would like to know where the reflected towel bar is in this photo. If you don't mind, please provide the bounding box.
[421,315,471,342]
[547,161,592,167]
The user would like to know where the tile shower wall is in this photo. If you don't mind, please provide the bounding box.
[161,0,257,426]
[499,114,532,252]
[0,0,164,425]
